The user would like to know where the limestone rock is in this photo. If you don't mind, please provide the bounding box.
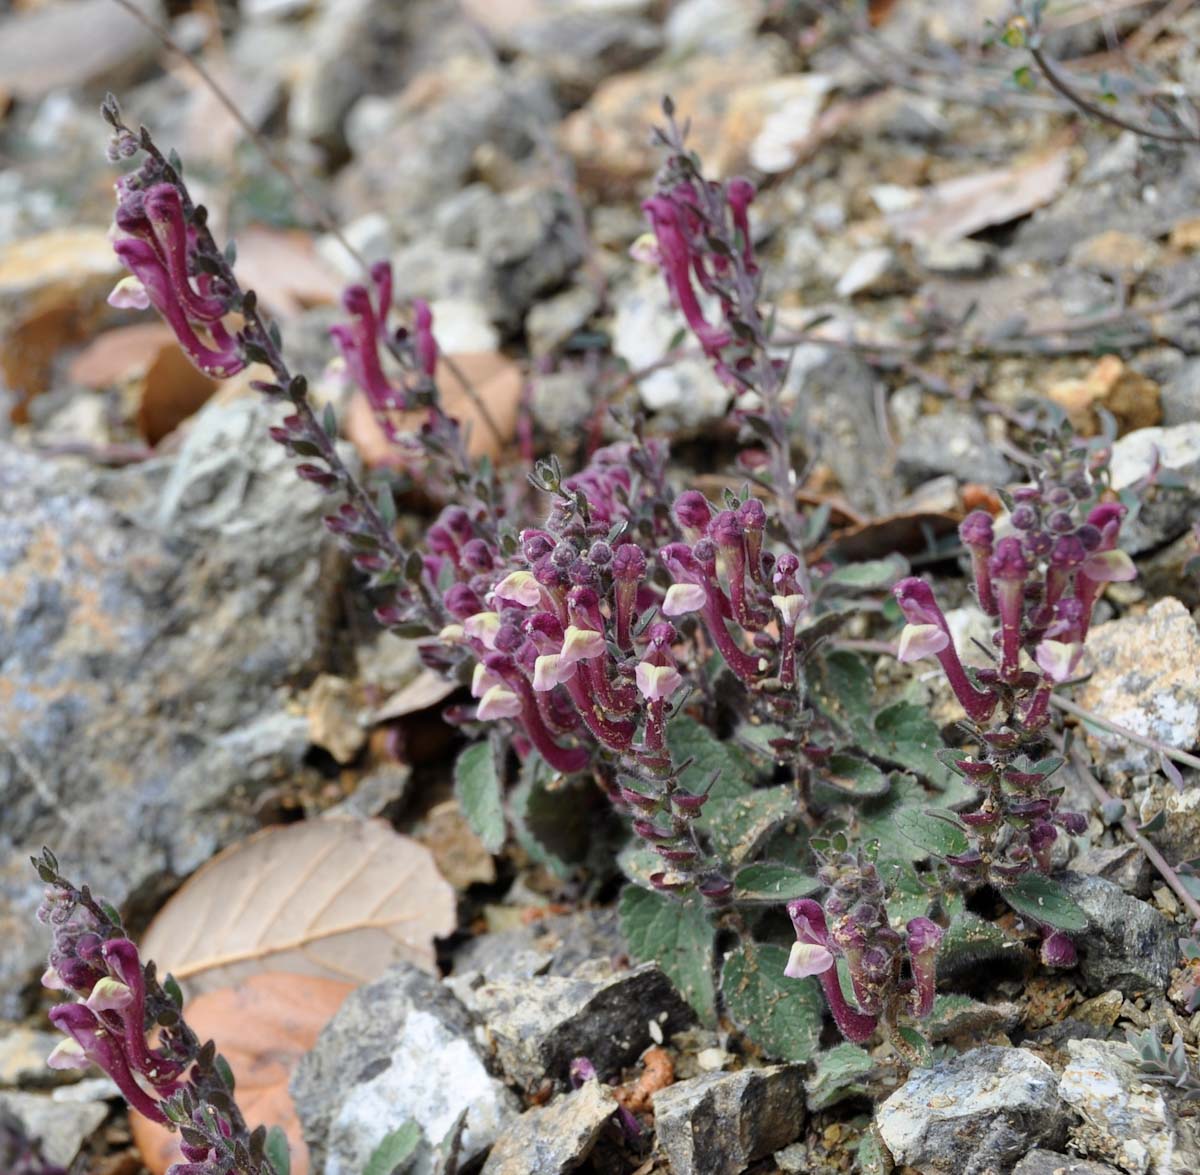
[1073,599,1200,775]
[1059,874,1177,997]
[653,1064,806,1175]
[1060,1039,1200,1174]
[0,1090,107,1169]
[876,1046,1068,1174]
[291,963,518,1175]
[481,1080,617,1175]
[1046,356,1161,437]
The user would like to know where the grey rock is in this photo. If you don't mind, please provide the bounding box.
[791,347,893,516]
[1012,1150,1122,1175]
[478,188,584,334]
[527,284,600,358]
[0,1090,106,1168]
[876,1046,1068,1175]
[1109,423,1200,551]
[1059,874,1177,997]
[1137,782,1200,870]
[916,237,996,276]
[653,1064,806,1175]
[0,397,336,1016]
[0,1027,62,1088]
[292,963,518,1175]
[1070,843,1153,898]
[481,1080,617,1175]
[1072,598,1200,775]
[1140,530,1200,613]
[896,410,1012,491]
[1161,358,1200,427]
[0,0,160,101]
[1060,1038,1200,1174]
[452,906,624,983]
[339,58,557,235]
[456,962,693,1089]
[530,372,594,439]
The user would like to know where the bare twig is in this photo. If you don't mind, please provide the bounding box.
[1061,736,1200,926]
[1029,42,1200,144]
[1052,693,1200,773]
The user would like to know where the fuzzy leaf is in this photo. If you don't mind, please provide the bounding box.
[363,1121,422,1175]
[806,1043,874,1110]
[820,752,891,798]
[513,762,603,878]
[667,715,757,802]
[617,843,668,890]
[699,784,798,866]
[721,942,824,1062]
[264,1127,291,1175]
[821,554,908,592]
[1003,873,1089,931]
[856,1131,889,1175]
[937,898,1025,972]
[894,807,970,858]
[854,774,937,865]
[734,863,822,903]
[453,741,505,854]
[619,886,717,1025]
[870,702,959,793]
[882,861,933,924]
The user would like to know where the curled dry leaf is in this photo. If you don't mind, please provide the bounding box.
[369,666,458,723]
[140,818,456,1000]
[345,350,522,467]
[130,972,352,1175]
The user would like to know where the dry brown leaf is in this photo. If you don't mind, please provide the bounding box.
[130,972,353,1175]
[232,226,345,319]
[369,667,458,722]
[888,149,1069,247]
[345,349,522,467]
[140,818,456,999]
[69,323,219,444]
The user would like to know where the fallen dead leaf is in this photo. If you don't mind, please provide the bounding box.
[139,818,456,999]
[130,972,353,1175]
[369,667,458,723]
[887,149,1070,247]
[306,673,367,765]
[345,349,522,466]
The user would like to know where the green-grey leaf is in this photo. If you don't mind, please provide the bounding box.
[734,863,821,903]
[882,861,933,924]
[937,903,1025,973]
[264,1126,291,1175]
[819,752,891,799]
[721,942,824,1062]
[667,715,757,802]
[822,554,908,592]
[363,1121,422,1175]
[454,741,505,854]
[856,1131,889,1175]
[855,774,937,865]
[1003,873,1089,931]
[806,1043,874,1110]
[618,842,666,890]
[619,886,716,1025]
[700,784,798,866]
[894,807,970,858]
[870,702,958,792]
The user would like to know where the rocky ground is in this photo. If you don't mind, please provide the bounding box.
[3,0,1200,1173]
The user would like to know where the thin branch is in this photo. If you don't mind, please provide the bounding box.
[1029,42,1200,145]
[1052,693,1200,773]
[1062,737,1200,928]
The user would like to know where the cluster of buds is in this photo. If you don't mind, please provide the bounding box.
[430,458,813,898]
[33,851,280,1175]
[785,852,943,1055]
[643,101,810,558]
[891,433,1132,930]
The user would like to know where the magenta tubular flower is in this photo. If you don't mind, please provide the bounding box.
[99,939,181,1088]
[1045,534,1085,611]
[1040,930,1077,968]
[141,186,226,322]
[736,498,767,585]
[905,917,943,1018]
[413,298,438,377]
[772,553,807,687]
[892,578,997,724]
[112,239,244,378]
[710,510,767,630]
[674,490,713,534]
[48,1004,166,1122]
[725,177,757,272]
[612,543,647,649]
[986,538,1029,683]
[959,510,997,615]
[636,621,681,755]
[642,193,731,359]
[786,900,877,1044]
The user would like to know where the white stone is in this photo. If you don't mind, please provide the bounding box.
[836,247,897,298]
[749,76,834,174]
